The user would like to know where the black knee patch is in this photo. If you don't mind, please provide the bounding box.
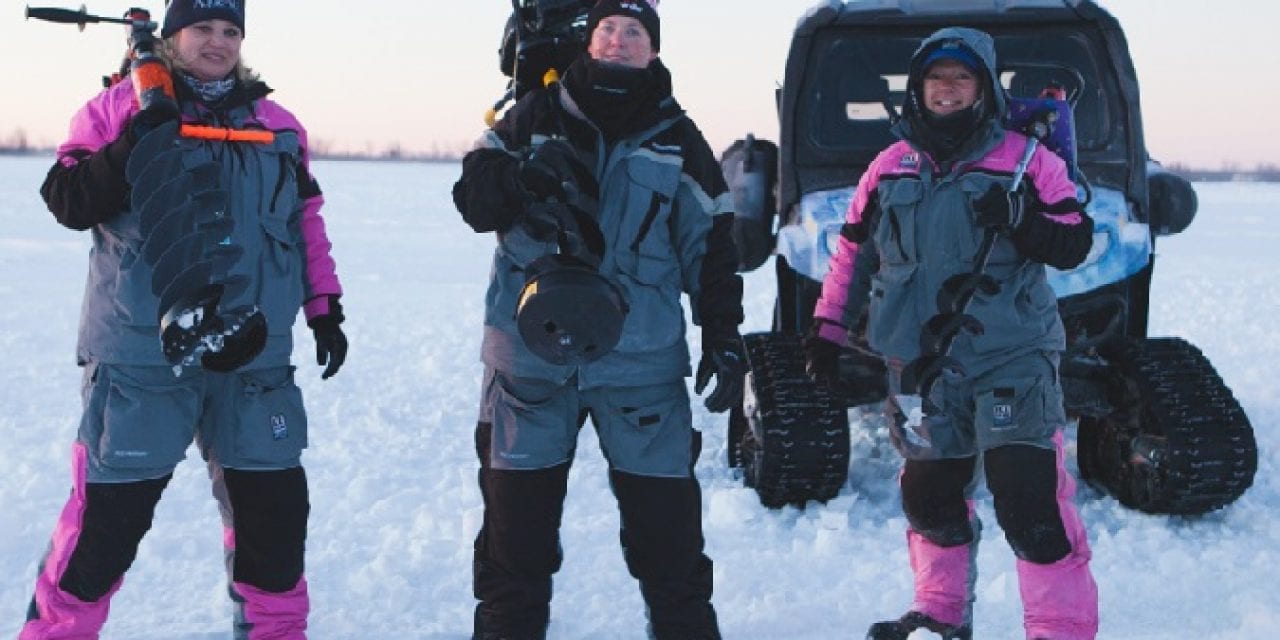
[610,470,713,626]
[473,462,571,626]
[223,467,309,592]
[610,471,705,584]
[984,445,1072,564]
[476,463,571,578]
[58,475,170,602]
[901,458,977,547]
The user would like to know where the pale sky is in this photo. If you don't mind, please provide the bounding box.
[4,0,1276,168]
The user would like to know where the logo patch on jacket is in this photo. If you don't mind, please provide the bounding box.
[991,386,1017,429]
[900,152,920,169]
[270,414,289,440]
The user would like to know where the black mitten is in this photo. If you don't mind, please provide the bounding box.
[518,139,590,202]
[973,183,1029,231]
[128,99,181,141]
[519,201,567,242]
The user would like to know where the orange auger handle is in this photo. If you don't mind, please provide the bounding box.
[179,124,275,144]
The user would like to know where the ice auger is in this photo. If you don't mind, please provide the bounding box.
[27,5,269,372]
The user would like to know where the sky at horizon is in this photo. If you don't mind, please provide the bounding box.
[3,0,1275,168]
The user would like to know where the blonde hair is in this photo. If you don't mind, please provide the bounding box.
[156,36,259,83]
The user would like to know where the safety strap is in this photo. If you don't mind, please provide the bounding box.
[179,125,276,144]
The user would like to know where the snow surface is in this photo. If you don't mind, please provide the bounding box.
[0,156,1276,639]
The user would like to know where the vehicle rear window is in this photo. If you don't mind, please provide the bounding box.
[803,27,1118,157]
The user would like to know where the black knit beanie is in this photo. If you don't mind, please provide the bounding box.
[587,0,660,52]
[162,0,246,38]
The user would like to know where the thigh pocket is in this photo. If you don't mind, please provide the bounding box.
[486,371,577,469]
[234,366,308,466]
[974,374,1052,448]
[596,383,692,477]
[95,365,199,470]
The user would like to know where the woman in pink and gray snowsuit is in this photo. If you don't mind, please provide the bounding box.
[805,27,1099,640]
[20,1,344,638]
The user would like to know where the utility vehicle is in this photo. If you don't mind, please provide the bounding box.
[722,0,1256,515]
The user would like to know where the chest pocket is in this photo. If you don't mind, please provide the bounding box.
[257,134,303,243]
[875,179,924,265]
[617,159,681,286]
[256,136,306,334]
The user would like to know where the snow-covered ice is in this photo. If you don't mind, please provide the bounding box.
[1,157,1276,638]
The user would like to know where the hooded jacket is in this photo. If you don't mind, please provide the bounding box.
[813,27,1094,376]
[42,74,341,367]
[454,59,742,389]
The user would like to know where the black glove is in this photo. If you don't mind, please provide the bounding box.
[694,326,747,413]
[307,296,347,380]
[973,183,1029,231]
[804,320,844,388]
[519,138,589,202]
[128,98,181,141]
[519,201,567,242]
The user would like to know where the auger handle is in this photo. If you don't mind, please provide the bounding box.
[26,5,131,27]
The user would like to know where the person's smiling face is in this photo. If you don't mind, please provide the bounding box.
[171,19,243,81]
[587,15,657,69]
[922,59,980,116]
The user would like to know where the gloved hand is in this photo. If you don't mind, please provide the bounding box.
[307,296,347,380]
[128,98,181,141]
[519,201,568,242]
[519,138,589,202]
[694,326,747,413]
[973,183,1029,231]
[804,320,845,388]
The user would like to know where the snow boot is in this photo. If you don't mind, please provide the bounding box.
[472,620,546,640]
[646,618,722,640]
[866,611,972,640]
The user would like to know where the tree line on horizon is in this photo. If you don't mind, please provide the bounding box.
[0,129,1273,176]
[0,128,467,163]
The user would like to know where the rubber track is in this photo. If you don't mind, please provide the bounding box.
[1080,337,1256,515]
[740,332,849,508]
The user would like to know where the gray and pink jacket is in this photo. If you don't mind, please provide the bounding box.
[48,76,341,368]
[816,28,1099,638]
[814,28,1092,377]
